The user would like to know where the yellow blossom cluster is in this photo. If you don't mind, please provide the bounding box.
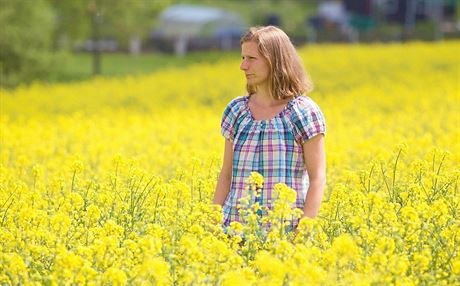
[0,41,459,285]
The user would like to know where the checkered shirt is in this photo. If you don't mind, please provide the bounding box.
[220,95,326,227]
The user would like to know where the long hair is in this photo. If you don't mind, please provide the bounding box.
[240,26,313,99]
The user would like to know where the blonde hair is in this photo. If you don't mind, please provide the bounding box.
[240,26,313,99]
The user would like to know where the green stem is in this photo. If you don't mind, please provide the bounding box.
[392,148,403,199]
[71,169,76,192]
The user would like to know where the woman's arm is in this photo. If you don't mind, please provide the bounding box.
[213,139,233,206]
[301,134,326,219]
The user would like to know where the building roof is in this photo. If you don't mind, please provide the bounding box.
[155,4,245,37]
[160,4,240,24]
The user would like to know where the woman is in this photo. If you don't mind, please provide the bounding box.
[213,26,326,231]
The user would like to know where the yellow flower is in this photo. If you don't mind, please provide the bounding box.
[221,269,255,286]
[330,233,360,266]
[133,256,171,286]
[86,204,101,222]
[254,251,287,281]
[102,267,127,286]
[388,255,409,276]
[50,212,71,233]
[273,183,296,204]
[248,171,264,189]
[229,221,244,233]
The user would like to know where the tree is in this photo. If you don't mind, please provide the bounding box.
[0,0,58,87]
[49,0,171,75]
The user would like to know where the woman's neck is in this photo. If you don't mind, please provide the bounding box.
[253,85,273,105]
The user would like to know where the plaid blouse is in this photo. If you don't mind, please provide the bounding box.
[220,95,326,227]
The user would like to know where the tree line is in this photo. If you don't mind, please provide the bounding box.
[0,0,171,87]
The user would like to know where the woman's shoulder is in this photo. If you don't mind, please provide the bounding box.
[286,95,326,142]
[288,95,323,115]
[221,96,250,138]
[292,95,320,108]
[227,95,248,107]
[224,95,249,113]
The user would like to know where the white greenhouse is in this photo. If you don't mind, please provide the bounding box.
[151,4,247,55]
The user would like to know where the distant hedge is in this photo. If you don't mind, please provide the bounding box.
[0,0,62,88]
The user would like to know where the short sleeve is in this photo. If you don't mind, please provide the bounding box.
[291,97,326,144]
[220,98,242,141]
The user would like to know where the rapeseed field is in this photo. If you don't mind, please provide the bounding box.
[1,41,459,285]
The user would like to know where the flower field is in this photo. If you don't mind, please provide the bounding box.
[1,41,459,285]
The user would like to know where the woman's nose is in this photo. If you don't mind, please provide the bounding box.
[240,60,248,71]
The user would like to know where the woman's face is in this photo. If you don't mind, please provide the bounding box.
[240,41,270,88]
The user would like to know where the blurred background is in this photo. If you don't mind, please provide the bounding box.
[1,0,459,88]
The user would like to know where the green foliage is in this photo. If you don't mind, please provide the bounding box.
[48,0,173,77]
[0,0,172,87]
[0,0,64,87]
[49,0,172,49]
